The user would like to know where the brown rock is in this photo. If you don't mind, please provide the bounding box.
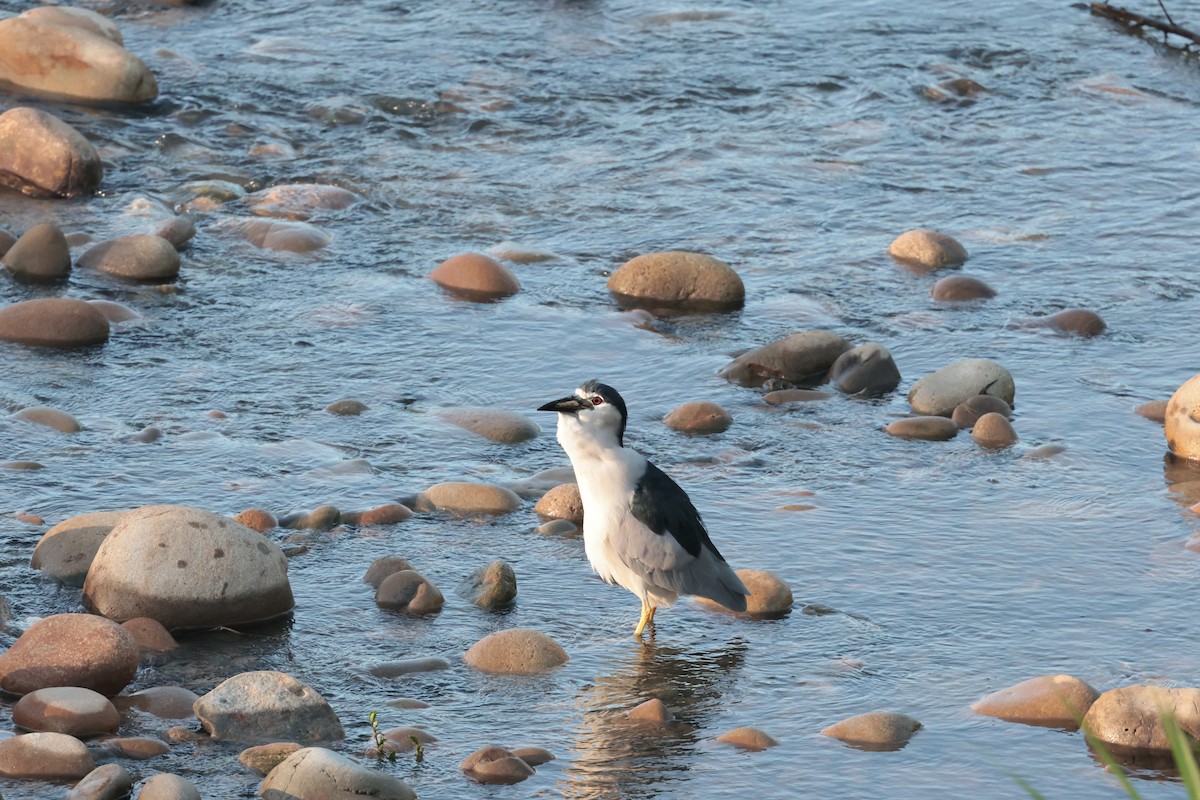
[136,773,200,800]
[607,251,744,313]
[930,274,995,301]
[283,504,341,531]
[664,401,732,434]
[14,511,43,525]
[888,229,968,270]
[2,221,72,281]
[246,184,358,220]
[69,762,133,800]
[152,215,196,249]
[698,568,792,615]
[234,509,277,533]
[0,613,138,696]
[461,745,535,785]
[822,711,922,750]
[97,736,169,759]
[510,746,554,766]
[464,628,568,674]
[466,560,517,609]
[628,698,675,723]
[972,674,1100,729]
[715,726,778,751]
[829,342,901,396]
[363,556,415,588]
[0,731,94,778]
[439,407,540,443]
[950,395,1013,429]
[534,483,584,525]
[238,741,301,775]
[0,228,14,257]
[1166,374,1200,460]
[0,298,109,348]
[325,399,368,416]
[430,253,520,300]
[374,570,445,614]
[416,482,522,516]
[1038,308,1106,337]
[884,416,959,441]
[358,503,413,526]
[113,686,198,719]
[23,509,112,584]
[972,412,1018,448]
[0,108,102,199]
[1083,685,1200,753]
[908,358,1015,416]
[78,235,180,282]
[719,330,852,388]
[762,388,833,404]
[121,618,177,652]
[1135,399,1168,424]
[12,687,119,736]
[13,405,81,433]
[537,519,579,536]
[238,218,331,252]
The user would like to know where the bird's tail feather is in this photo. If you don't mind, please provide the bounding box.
[699,562,749,612]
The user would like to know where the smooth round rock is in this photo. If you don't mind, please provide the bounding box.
[664,401,732,434]
[234,509,277,533]
[763,388,833,405]
[2,221,72,280]
[82,505,294,631]
[239,742,301,776]
[1166,374,1200,460]
[284,505,341,531]
[20,6,122,44]
[325,399,368,416]
[121,618,177,652]
[246,184,358,220]
[0,298,109,347]
[12,687,119,736]
[374,570,444,614]
[31,511,127,587]
[78,236,180,282]
[829,342,901,396]
[715,726,778,751]
[363,556,416,588]
[0,108,102,200]
[607,251,744,313]
[430,253,520,300]
[698,568,792,615]
[1136,399,1168,424]
[534,483,584,525]
[70,763,133,800]
[1083,685,1200,753]
[367,658,451,678]
[972,412,1018,448]
[194,671,344,744]
[822,711,923,750]
[888,229,968,270]
[466,560,517,609]
[136,773,199,800]
[884,416,959,441]
[537,519,579,536]
[464,629,568,674]
[719,330,853,388]
[951,395,1013,429]
[13,406,81,433]
[358,503,412,526]
[460,745,535,785]
[510,746,554,766]
[439,407,540,443]
[0,614,138,696]
[972,674,1100,729]
[238,219,331,252]
[908,358,1015,416]
[0,731,94,778]
[152,216,196,249]
[931,274,995,301]
[260,746,416,800]
[1038,308,1107,337]
[416,482,522,516]
[114,686,199,719]
[0,18,156,103]
[99,737,169,759]
[628,698,674,723]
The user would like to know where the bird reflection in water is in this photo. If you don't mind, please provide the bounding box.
[558,636,748,799]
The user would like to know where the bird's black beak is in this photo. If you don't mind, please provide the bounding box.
[538,395,590,414]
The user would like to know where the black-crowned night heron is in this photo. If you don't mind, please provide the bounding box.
[538,380,749,637]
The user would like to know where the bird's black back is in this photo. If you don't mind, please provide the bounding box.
[630,462,728,561]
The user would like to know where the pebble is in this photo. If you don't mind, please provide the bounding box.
[1083,685,1200,752]
[821,711,923,750]
[13,405,81,433]
[97,736,170,759]
[1166,373,1200,460]
[135,773,200,800]
[357,503,413,526]
[234,508,277,533]
[628,698,675,723]
[194,670,344,743]
[260,747,416,799]
[762,388,833,404]
[908,358,1016,416]
[664,401,733,433]
[719,330,853,388]
[416,482,522,516]
[375,570,445,614]
[152,216,196,249]
[120,618,178,652]
[887,229,968,270]
[829,342,901,396]
[87,300,141,323]
[69,763,133,800]
[0,731,95,778]
[1135,399,1168,424]
[78,236,181,282]
[972,412,1018,448]
[607,251,745,313]
[368,658,451,678]
[950,395,1013,429]
[245,184,358,220]
[284,504,341,531]
[363,556,416,587]
[0,108,102,199]
[12,687,119,736]
[1032,308,1107,337]
[2,221,72,281]
[465,560,517,609]
[884,416,959,441]
[930,274,995,301]
[715,726,779,751]
[460,745,536,785]
[325,398,368,415]
[464,628,568,674]
[113,686,199,719]
[0,297,110,348]
[972,674,1100,729]
[429,253,520,300]
[439,407,540,443]
[534,483,584,525]
[238,742,301,775]
[0,613,138,696]
[238,218,331,252]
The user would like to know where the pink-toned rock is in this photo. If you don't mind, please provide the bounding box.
[0,613,138,696]
[416,482,522,516]
[884,416,959,441]
[931,274,995,301]
[664,401,733,434]
[972,412,1018,448]
[951,395,1013,429]
[888,229,967,270]
[70,763,133,800]
[0,18,156,103]
[763,388,833,404]
[972,674,1100,729]
[234,508,277,533]
[510,746,554,766]
[460,745,535,785]
[113,686,199,720]
[374,570,444,614]
[628,698,674,723]
[440,407,540,443]
[0,298,109,348]
[1083,685,1200,753]
[1166,374,1200,461]
[12,687,119,736]
[715,726,778,751]
[0,108,102,199]
[607,251,744,313]
[464,629,568,675]
[1037,308,1107,337]
[534,483,584,525]
[121,618,178,652]
[358,503,413,526]
[97,736,169,759]
[246,184,358,220]
[13,405,81,433]
[430,253,520,300]
[0,731,95,778]
[20,7,122,45]
[238,218,331,252]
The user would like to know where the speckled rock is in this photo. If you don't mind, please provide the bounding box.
[0,731,94,778]
[2,221,72,281]
[12,687,119,736]
[830,342,901,396]
[0,614,138,696]
[82,505,294,630]
[822,711,922,750]
[357,503,413,526]
[121,618,177,652]
[1032,308,1107,337]
[239,742,301,775]
[0,109,101,200]
[259,746,416,800]
[888,229,967,270]
[246,184,358,220]
[20,510,110,583]
[464,629,568,674]
[234,509,277,533]
[114,686,199,720]
[20,7,122,45]
[931,274,995,301]
[461,745,536,785]
[664,401,732,434]
[363,556,415,588]
[78,236,180,282]
[908,358,1015,416]
[1083,685,1200,753]
[374,570,445,614]
[439,407,540,443]
[0,298,109,348]
[13,406,81,433]
[972,674,1100,729]
[715,726,778,751]
[416,482,522,516]
[135,773,200,800]
[534,483,584,525]
[325,399,368,416]
[884,416,959,441]
[466,560,517,609]
[194,671,344,744]
[238,218,331,252]
[69,763,133,800]
[430,253,520,300]
[607,251,744,313]
[628,698,675,723]
[0,18,156,103]
[698,568,792,615]
[972,412,1018,448]
[1136,399,1168,424]
[719,330,852,388]
[951,395,1013,429]
[1166,374,1200,460]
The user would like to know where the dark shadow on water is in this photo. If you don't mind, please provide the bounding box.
[1162,451,1200,505]
[557,636,748,800]
[1086,742,1186,783]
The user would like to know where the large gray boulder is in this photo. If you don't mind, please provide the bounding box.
[82,505,294,631]
[260,747,415,800]
[194,671,344,744]
[32,510,128,587]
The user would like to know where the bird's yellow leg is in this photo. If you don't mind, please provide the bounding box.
[634,600,652,638]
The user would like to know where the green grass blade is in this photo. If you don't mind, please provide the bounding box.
[1011,774,1051,800]
[1081,721,1144,800]
[1161,712,1200,799]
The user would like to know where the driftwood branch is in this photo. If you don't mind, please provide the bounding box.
[1090,3,1200,46]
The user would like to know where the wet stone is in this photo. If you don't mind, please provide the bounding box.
[78,236,181,282]
[21,6,123,44]
[931,274,995,301]
[537,519,579,536]
[719,330,852,388]
[628,698,675,723]
[0,298,110,348]
[461,745,535,785]
[822,711,922,750]
[136,773,200,800]
[884,416,959,441]
[439,407,540,443]
[829,342,900,396]
[260,746,416,800]
[13,405,81,433]
[2,221,72,281]
[465,560,517,609]
[1135,399,1168,424]
[368,658,451,678]
[1083,685,1200,753]
[951,395,1013,429]
[234,509,277,533]
[284,505,341,531]
[1034,308,1107,337]
[357,503,412,526]
[908,358,1015,417]
[246,184,358,220]
[87,300,141,323]
[0,731,94,778]
[363,556,416,587]
[152,216,196,249]
[69,762,133,800]
[239,742,301,775]
[763,388,833,405]
[664,401,733,434]
[430,253,520,300]
[325,399,368,415]
[238,218,331,252]
[0,613,138,696]
[1166,373,1200,460]
[97,736,169,759]
[12,687,119,737]
[972,674,1100,729]
[510,746,554,766]
[535,483,584,525]
[888,229,968,270]
[0,109,102,200]
[121,618,178,652]
[972,412,1018,448]
[698,568,792,615]
[715,726,779,751]
[464,628,568,674]
[194,670,344,744]
[607,251,744,313]
[114,686,199,719]
[416,482,522,516]
[374,570,444,614]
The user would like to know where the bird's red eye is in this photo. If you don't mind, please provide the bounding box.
[592,396,603,405]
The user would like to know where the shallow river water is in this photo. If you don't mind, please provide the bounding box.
[3,0,1200,797]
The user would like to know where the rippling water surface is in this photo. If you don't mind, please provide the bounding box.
[3,0,1200,797]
